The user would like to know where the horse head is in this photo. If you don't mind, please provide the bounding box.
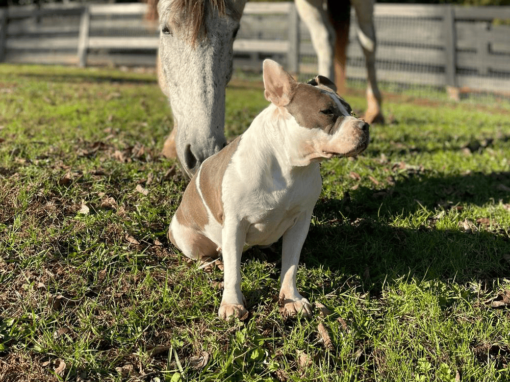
[156,0,247,177]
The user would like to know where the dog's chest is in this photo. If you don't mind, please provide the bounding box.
[242,168,322,246]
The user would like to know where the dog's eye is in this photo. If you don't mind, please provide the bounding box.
[320,108,335,116]
[162,26,172,35]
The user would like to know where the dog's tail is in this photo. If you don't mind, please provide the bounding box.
[327,0,351,95]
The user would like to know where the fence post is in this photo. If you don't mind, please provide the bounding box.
[288,3,300,75]
[78,6,90,67]
[443,5,459,101]
[476,22,490,76]
[0,8,7,63]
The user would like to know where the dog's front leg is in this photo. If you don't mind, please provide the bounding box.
[218,219,249,320]
[279,211,313,318]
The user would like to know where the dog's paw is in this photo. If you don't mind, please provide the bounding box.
[279,297,312,318]
[218,303,249,321]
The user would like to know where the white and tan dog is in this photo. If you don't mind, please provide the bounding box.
[168,59,369,320]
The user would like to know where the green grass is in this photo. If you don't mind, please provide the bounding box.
[1,64,510,382]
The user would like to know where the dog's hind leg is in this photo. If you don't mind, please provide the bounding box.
[168,217,219,260]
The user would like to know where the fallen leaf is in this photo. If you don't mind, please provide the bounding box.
[297,350,312,369]
[497,184,510,192]
[53,327,69,339]
[459,219,476,232]
[92,169,107,176]
[78,203,90,215]
[337,317,348,331]
[132,143,146,159]
[113,150,125,163]
[98,269,107,282]
[349,172,361,181]
[351,183,360,191]
[135,184,149,196]
[189,351,210,370]
[54,359,66,376]
[368,176,379,186]
[146,172,154,185]
[315,302,332,317]
[36,282,45,289]
[434,211,446,220]
[373,190,389,199]
[117,206,127,217]
[275,369,288,382]
[163,165,177,180]
[212,281,224,290]
[456,370,461,382]
[100,197,118,210]
[154,239,163,246]
[49,295,64,310]
[503,204,510,211]
[476,217,492,227]
[125,235,140,245]
[115,364,133,377]
[318,323,333,350]
[490,290,510,308]
[148,345,171,356]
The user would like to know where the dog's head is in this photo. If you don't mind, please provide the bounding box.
[262,59,369,164]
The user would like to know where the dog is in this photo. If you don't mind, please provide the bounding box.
[168,59,369,320]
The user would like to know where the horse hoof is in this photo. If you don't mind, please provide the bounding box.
[364,110,385,125]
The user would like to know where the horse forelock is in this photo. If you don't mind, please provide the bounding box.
[158,0,236,46]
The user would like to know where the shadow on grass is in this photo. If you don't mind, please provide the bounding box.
[299,170,510,289]
[368,132,510,157]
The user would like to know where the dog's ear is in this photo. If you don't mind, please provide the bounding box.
[262,59,297,107]
[308,75,337,93]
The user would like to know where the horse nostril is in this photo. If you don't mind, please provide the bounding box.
[184,144,198,172]
[361,122,370,132]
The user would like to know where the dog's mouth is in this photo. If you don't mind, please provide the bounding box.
[322,140,369,159]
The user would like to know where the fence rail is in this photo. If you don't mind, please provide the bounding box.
[1,2,510,96]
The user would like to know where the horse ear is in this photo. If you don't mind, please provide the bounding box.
[262,59,297,107]
[310,75,337,93]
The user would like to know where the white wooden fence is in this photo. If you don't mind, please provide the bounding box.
[1,2,510,95]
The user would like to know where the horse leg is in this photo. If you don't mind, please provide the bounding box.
[162,124,178,159]
[156,50,178,159]
[351,0,384,124]
[295,0,336,81]
[328,0,351,95]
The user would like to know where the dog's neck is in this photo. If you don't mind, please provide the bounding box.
[248,104,325,171]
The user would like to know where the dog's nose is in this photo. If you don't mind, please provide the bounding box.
[360,122,370,132]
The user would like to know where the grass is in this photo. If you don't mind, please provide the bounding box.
[0,63,510,382]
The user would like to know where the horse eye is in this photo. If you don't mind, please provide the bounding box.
[162,26,172,35]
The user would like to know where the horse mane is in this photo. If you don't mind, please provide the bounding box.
[146,0,227,46]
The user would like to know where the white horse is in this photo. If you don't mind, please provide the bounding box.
[151,0,383,177]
